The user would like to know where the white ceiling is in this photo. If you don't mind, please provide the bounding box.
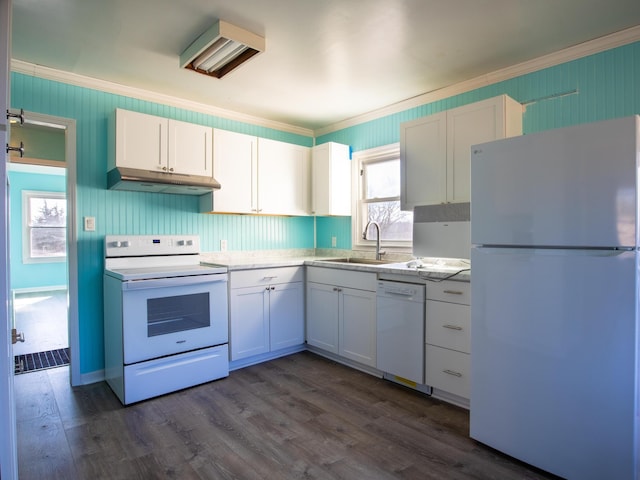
[10,0,640,131]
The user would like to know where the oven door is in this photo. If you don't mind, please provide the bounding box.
[121,274,228,364]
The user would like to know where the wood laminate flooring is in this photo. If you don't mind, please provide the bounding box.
[15,351,559,479]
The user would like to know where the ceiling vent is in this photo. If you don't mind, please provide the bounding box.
[180,20,265,79]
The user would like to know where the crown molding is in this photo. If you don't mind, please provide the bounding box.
[12,23,640,139]
[314,25,640,137]
[10,60,314,138]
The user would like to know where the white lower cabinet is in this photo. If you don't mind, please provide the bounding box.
[425,281,471,400]
[306,267,377,368]
[230,267,304,361]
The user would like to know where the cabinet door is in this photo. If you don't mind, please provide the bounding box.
[269,282,304,351]
[168,119,212,177]
[306,282,339,354]
[400,112,447,210]
[311,142,351,216]
[339,287,377,367]
[447,97,509,203]
[212,129,257,213]
[258,138,310,215]
[115,109,167,172]
[230,285,270,361]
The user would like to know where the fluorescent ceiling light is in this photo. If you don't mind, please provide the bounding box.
[180,20,265,79]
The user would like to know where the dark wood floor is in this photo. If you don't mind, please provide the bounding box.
[15,351,558,479]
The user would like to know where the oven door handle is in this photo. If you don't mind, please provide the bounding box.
[122,274,227,291]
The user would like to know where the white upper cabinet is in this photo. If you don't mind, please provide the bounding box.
[204,130,310,215]
[401,112,447,209]
[167,119,213,177]
[211,129,257,214]
[311,142,351,216]
[112,109,212,177]
[258,137,310,216]
[400,95,522,210]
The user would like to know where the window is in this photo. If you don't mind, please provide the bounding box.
[23,191,67,263]
[352,144,413,251]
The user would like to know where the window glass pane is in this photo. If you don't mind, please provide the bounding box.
[366,160,400,199]
[30,227,66,257]
[29,197,66,227]
[366,201,413,241]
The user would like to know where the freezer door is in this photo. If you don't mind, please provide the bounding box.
[471,116,639,248]
[470,247,638,480]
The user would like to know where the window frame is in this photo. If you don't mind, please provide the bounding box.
[22,190,67,264]
[351,143,412,253]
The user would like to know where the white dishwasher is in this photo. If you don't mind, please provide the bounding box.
[376,280,425,384]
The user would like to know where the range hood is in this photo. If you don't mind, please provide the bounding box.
[107,167,221,196]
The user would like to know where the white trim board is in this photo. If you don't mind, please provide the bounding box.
[11,60,313,138]
[11,25,640,138]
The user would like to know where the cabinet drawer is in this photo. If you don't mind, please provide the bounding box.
[306,267,376,291]
[426,301,470,353]
[425,345,470,399]
[230,266,303,288]
[426,281,470,304]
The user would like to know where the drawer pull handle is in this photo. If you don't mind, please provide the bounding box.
[262,275,278,280]
[442,324,463,331]
[443,369,462,377]
[443,290,463,295]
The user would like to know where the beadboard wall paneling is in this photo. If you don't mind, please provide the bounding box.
[10,40,640,377]
[315,216,352,250]
[10,74,314,374]
[317,40,640,255]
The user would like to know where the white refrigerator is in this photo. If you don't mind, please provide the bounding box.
[470,116,640,480]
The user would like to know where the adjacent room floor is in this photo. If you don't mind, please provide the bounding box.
[12,289,68,373]
[14,351,559,479]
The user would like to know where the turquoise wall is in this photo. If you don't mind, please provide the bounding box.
[10,75,314,375]
[10,40,640,376]
[8,169,67,290]
[316,41,640,248]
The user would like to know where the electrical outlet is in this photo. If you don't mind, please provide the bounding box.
[84,216,96,232]
[220,239,228,252]
[331,236,337,248]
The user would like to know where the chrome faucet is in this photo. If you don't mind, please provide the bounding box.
[363,220,385,260]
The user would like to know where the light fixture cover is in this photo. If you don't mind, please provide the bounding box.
[180,20,265,79]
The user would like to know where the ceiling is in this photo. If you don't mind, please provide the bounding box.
[10,0,640,131]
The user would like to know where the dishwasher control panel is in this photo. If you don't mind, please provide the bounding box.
[377,280,425,302]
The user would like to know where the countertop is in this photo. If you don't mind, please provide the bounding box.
[200,252,470,282]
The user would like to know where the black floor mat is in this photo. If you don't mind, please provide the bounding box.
[15,348,70,374]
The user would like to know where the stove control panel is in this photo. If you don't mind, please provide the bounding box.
[105,235,200,257]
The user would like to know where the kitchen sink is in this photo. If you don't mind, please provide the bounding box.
[320,257,393,265]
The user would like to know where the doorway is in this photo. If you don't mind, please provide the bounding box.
[7,112,78,385]
[8,162,68,373]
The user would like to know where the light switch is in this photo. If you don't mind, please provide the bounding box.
[84,216,96,232]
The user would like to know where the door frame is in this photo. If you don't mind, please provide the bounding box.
[1,0,17,476]
[16,111,79,386]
